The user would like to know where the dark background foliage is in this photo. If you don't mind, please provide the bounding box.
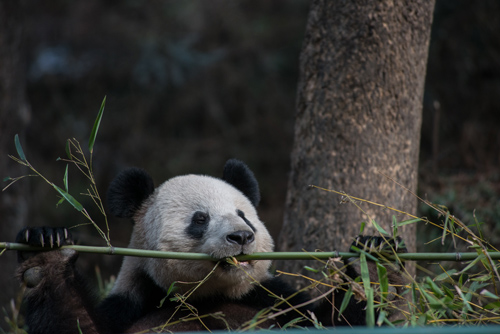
[1,0,500,310]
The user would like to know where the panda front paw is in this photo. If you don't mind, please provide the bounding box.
[351,235,407,254]
[16,227,77,288]
[16,226,74,250]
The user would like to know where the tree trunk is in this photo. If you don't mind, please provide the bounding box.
[277,0,435,281]
[0,0,30,325]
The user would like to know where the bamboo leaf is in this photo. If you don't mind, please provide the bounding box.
[14,134,26,161]
[376,263,388,302]
[392,215,398,238]
[66,140,72,159]
[365,287,375,328]
[63,164,69,191]
[457,254,484,275]
[442,285,455,299]
[425,277,444,298]
[371,219,389,235]
[359,253,371,289]
[77,319,83,334]
[89,96,106,153]
[376,310,387,327]
[484,301,500,310]
[481,289,500,299]
[359,252,374,327]
[338,285,353,319]
[434,269,457,281]
[420,284,443,309]
[304,266,320,273]
[52,184,83,211]
[397,218,421,226]
[350,245,379,262]
[441,212,450,245]
[359,221,366,234]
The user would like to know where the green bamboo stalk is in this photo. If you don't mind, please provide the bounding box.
[1,242,500,262]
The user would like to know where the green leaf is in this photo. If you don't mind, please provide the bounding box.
[376,262,388,302]
[63,165,69,191]
[392,215,398,238]
[359,253,371,289]
[484,301,500,310]
[442,285,455,299]
[457,254,484,275]
[410,282,418,308]
[371,219,389,235]
[425,277,444,298]
[365,286,375,328]
[419,284,444,309]
[65,140,72,159]
[359,252,375,327]
[455,287,473,312]
[282,317,304,329]
[338,285,353,319]
[376,310,387,327]
[359,221,366,234]
[397,218,421,226]
[350,245,379,262]
[3,177,12,182]
[77,319,83,334]
[14,134,26,161]
[56,197,65,208]
[166,281,177,297]
[88,96,106,153]
[434,269,457,281]
[441,212,450,245]
[304,266,320,273]
[52,184,83,211]
[481,289,500,300]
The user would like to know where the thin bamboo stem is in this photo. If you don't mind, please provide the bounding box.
[1,242,499,262]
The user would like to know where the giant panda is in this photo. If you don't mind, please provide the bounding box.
[16,159,406,333]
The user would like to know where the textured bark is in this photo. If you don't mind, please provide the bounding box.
[277,0,435,280]
[0,0,30,323]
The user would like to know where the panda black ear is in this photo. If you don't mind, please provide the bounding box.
[107,168,155,219]
[222,159,260,207]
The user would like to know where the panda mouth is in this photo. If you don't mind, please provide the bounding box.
[217,255,253,270]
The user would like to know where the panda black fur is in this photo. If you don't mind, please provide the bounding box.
[16,159,405,333]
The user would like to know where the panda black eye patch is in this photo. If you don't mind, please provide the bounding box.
[237,210,256,232]
[186,211,210,240]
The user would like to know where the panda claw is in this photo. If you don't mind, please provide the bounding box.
[39,234,44,248]
[24,229,29,243]
[56,233,61,247]
[49,234,54,248]
[64,228,68,240]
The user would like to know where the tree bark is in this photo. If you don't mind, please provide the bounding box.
[277,0,435,281]
[0,0,30,324]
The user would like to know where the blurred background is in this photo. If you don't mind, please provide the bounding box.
[1,0,500,321]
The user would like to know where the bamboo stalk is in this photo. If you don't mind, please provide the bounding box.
[1,242,499,262]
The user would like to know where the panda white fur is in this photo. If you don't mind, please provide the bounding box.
[16,159,404,333]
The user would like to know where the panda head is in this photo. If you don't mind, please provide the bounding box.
[107,159,274,299]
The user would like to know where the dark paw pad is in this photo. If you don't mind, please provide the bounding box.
[351,235,407,254]
[16,227,74,248]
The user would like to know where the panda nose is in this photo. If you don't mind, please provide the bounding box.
[226,230,255,245]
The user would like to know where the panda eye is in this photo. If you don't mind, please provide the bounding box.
[192,211,209,225]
